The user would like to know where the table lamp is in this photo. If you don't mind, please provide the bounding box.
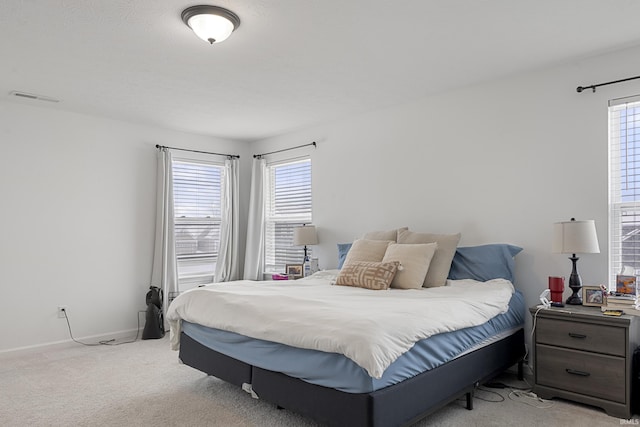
[293,224,318,263]
[552,218,600,305]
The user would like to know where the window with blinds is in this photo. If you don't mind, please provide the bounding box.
[609,96,640,283]
[264,158,312,272]
[173,159,224,288]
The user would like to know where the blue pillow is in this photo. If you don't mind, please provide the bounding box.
[337,243,353,269]
[447,244,522,282]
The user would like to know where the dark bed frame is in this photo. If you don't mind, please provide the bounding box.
[179,328,525,426]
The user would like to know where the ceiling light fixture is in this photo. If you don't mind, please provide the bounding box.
[181,5,240,45]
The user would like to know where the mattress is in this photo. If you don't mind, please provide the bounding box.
[181,290,525,393]
[169,273,516,379]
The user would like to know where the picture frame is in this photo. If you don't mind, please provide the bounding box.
[616,274,637,295]
[286,264,303,279]
[583,286,604,307]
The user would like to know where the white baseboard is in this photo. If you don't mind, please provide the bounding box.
[0,327,144,360]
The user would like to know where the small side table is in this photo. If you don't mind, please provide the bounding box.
[529,305,639,418]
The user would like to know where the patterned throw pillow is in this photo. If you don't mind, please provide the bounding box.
[335,261,400,290]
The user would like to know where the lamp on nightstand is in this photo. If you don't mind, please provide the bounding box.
[552,218,600,305]
[293,224,318,264]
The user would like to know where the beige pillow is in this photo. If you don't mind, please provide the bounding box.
[362,227,408,242]
[343,239,392,264]
[335,261,400,290]
[397,230,461,287]
[382,243,438,289]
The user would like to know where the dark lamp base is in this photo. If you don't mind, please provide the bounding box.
[565,292,583,305]
[565,255,583,305]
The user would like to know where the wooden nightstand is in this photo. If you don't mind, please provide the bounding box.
[529,305,639,418]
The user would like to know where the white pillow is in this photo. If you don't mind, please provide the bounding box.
[362,227,408,242]
[382,243,438,289]
[343,239,392,265]
[397,230,461,287]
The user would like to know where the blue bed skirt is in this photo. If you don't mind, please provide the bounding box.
[182,290,525,393]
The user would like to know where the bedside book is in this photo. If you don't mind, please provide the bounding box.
[605,300,638,307]
[601,306,640,316]
[607,295,637,301]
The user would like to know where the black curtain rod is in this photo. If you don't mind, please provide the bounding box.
[253,141,316,158]
[155,144,239,159]
[577,75,640,93]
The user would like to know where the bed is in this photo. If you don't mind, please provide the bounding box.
[167,241,526,426]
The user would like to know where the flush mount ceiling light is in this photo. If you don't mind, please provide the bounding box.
[181,5,240,44]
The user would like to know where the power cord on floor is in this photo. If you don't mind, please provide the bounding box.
[62,308,146,346]
[508,390,555,409]
[475,386,506,402]
[483,378,554,409]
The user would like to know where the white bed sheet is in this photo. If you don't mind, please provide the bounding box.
[167,271,514,379]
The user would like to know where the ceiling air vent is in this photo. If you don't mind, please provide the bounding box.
[9,91,60,103]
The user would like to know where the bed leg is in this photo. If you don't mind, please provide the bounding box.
[517,359,524,381]
[466,389,474,410]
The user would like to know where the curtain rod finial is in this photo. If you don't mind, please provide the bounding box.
[576,86,583,93]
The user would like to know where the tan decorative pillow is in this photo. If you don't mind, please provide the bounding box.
[397,230,461,287]
[335,261,400,290]
[382,243,437,289]
[362,227,409,242]
[343,239,392,265]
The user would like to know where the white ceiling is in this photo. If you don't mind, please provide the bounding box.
[2,1,640,142]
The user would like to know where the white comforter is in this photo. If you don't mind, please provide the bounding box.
[167,271,514,379]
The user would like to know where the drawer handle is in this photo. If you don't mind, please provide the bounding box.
[568,333,587,339]
[566,368,590,377]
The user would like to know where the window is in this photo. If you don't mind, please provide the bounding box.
[173,159,224,289]
[609,96,640,283]
[264,158,312,272]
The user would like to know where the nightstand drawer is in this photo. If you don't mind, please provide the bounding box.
[536,344,626,403]
[536,318,626,356]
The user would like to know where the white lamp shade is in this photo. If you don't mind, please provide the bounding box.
[552,219,600,254]
[293,225,318,246]
[187,14,235,44]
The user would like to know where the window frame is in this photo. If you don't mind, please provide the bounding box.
[609,95,640,285]
[263,156,313,273]
[172,155,225,289]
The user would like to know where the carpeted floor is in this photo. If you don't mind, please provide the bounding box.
[0,335,633,426]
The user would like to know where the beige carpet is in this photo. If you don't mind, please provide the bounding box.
[0,335,633,426]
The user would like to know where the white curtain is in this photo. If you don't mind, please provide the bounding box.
[150,148,178,308]
[214,157,240,282]
[243,157,266,280]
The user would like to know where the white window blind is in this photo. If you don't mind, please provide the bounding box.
[264,157,312,272]
[609,95,640,284]
[173,159,224,288]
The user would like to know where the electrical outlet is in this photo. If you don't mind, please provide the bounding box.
[57,306,67,319]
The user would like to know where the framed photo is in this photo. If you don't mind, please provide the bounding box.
[286,264,303,279]
[583,286,604,307]
[616,274,637,295]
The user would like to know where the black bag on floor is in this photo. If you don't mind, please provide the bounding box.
[142,286,165,340]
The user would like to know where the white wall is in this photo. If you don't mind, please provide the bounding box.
[0,102,251,352]
[5,43,640,353]
[251,44,640,349]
